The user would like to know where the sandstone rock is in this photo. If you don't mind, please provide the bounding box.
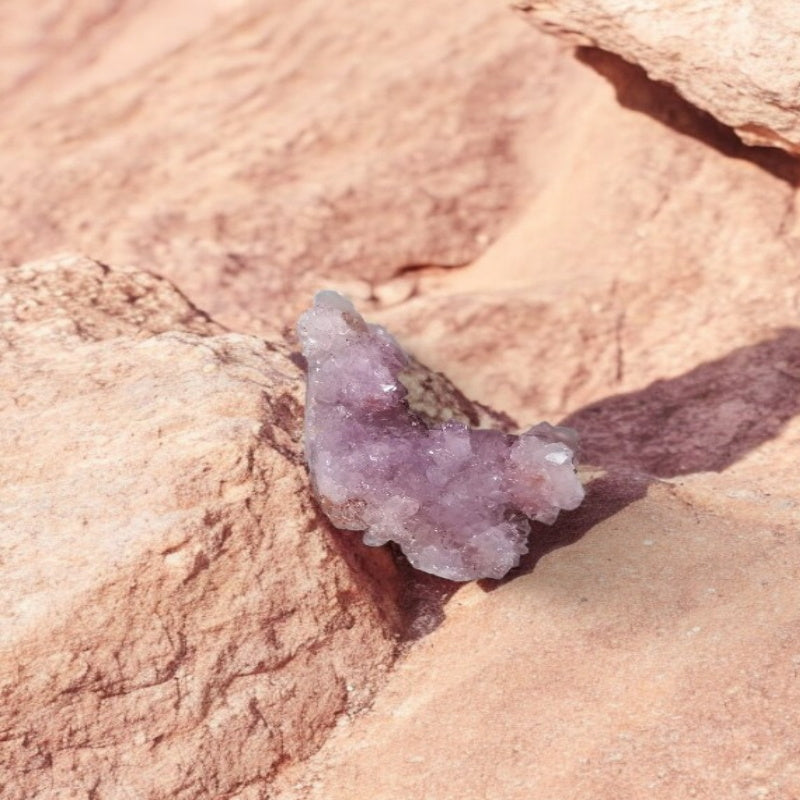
[0,255,405,800]
[261,6,800,794]
[3,1,800,798]
[274,476,800,800]
[0,0,576,334]
[375,45,800,432]
[0,252,222,346]
[513,0,800,152]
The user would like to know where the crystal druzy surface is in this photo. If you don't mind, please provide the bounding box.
[297,291,585,581]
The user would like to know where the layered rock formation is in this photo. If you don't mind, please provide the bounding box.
[514,0,800,152]
[2,1,800,799]
[0,256,406,799]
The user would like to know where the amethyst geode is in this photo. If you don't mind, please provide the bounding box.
[297,291,584,581]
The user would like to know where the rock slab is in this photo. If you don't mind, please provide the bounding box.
[0,255,403,800]
[514,0,800,152]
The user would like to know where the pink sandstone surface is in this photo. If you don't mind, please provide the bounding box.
[514,0,800,153]
[0,255,407,799]
[1,2,800,799]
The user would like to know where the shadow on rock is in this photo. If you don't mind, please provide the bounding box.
[576,46,800,188]
[494,326,800,583]
[328,329,800,626]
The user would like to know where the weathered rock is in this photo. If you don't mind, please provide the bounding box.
[0,0,575,333]
[375,45,800,433]
[0,252,222,345]
[0,255,405,800]
[513,0,800,152]
[3,1,800,799]
[273,475,800,800]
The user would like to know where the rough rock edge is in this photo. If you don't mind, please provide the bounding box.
[0,254,517,799]
[400,355,517,431]
[0,255,405,799]
[513,1,800,154]
[0,252,223,349]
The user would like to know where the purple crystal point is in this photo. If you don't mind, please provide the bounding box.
[297,291,584,581]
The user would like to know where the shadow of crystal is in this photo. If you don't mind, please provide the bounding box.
[497,326,800,583]
[315,328,800,630]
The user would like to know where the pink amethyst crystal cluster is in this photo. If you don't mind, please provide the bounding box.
[297,291,584,581]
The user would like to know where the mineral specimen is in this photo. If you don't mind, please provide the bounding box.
[297,291,584,581]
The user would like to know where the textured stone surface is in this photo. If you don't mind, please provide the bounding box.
[298,292,583,581]
[0,255,405,800]
[267,8,800,794]
[3,1,800,799]
[373,49,800,432]
[274,477,800,800]
[0,0,576,334]
[513,0,800,152]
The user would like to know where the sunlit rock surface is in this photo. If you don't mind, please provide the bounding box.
[298,291,584,581]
